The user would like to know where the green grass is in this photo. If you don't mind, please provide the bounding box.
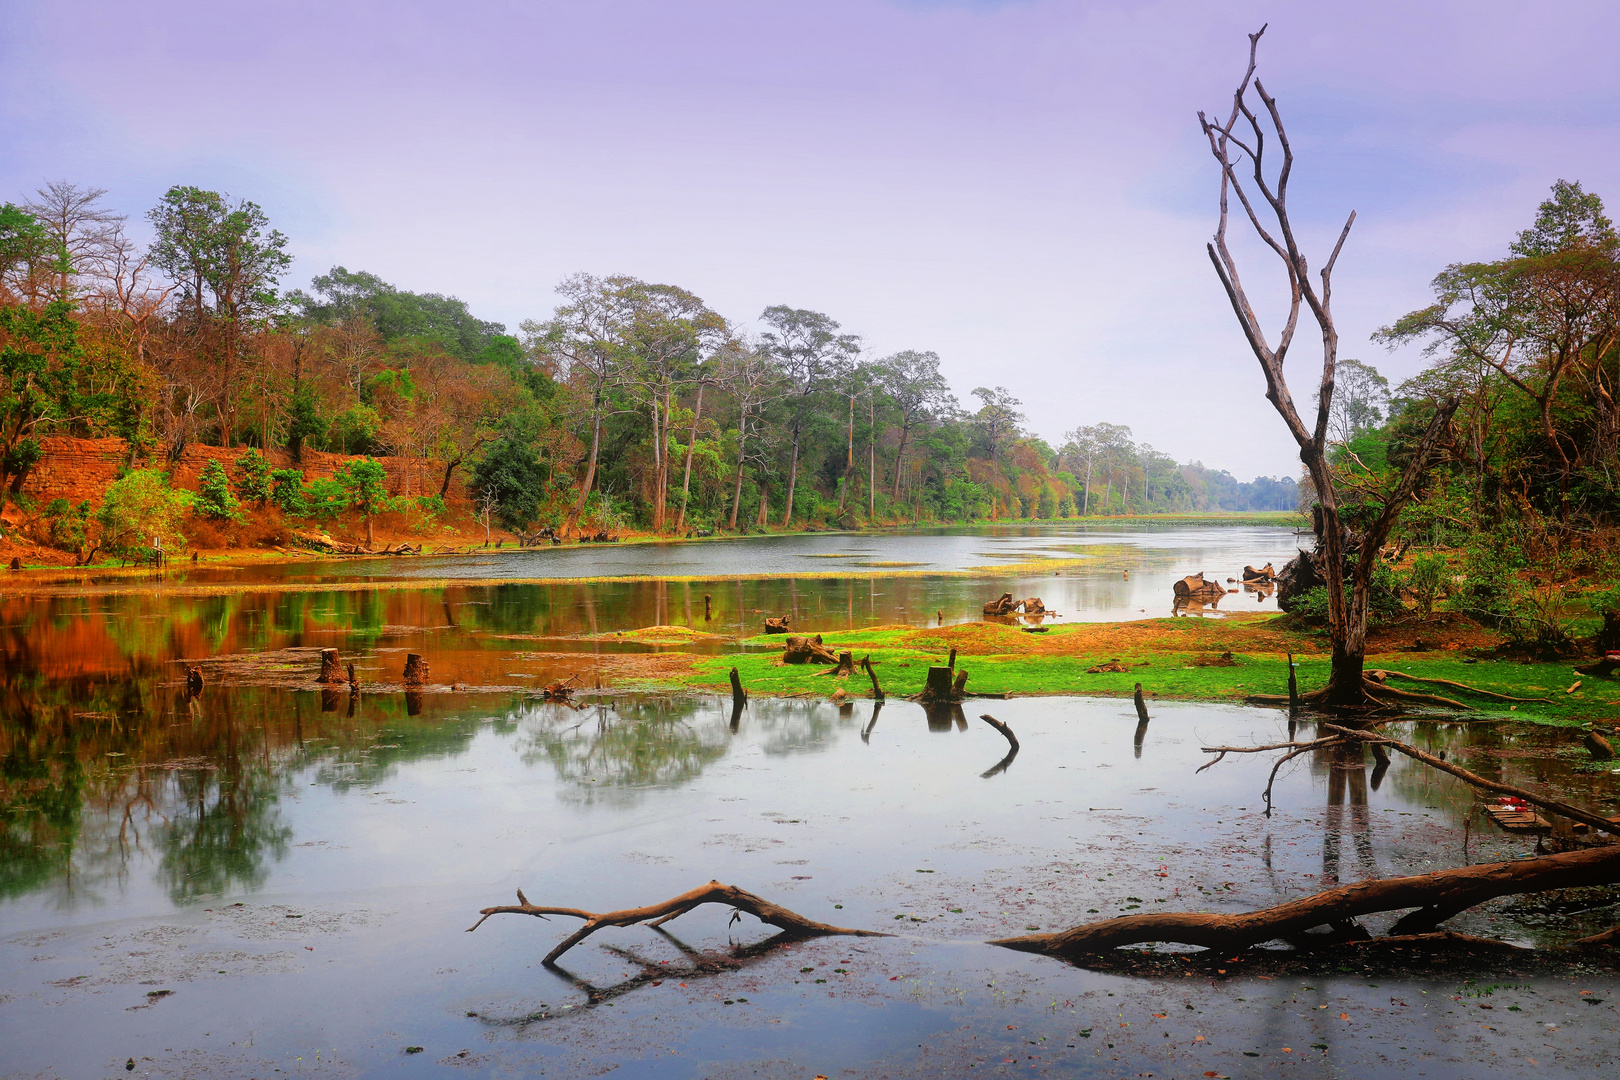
[677,625,1609,727]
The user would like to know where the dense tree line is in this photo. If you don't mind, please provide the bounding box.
[0,181,1294,547]
[1306,180,1620,652]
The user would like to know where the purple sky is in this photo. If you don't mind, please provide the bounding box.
[6,0,1619,479]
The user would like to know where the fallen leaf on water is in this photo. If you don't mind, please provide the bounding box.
[1340,1012,1350,1020]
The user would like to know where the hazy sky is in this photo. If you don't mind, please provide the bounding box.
[6,0,1620,479]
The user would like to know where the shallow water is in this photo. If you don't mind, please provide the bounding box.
[3,682,1618,1078]
[18,522,1304,622]
[4,524,1619,1078]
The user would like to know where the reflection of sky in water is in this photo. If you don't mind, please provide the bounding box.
[3,687,1616,1078]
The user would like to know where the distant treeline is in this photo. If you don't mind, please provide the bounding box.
[0,181,1295,538]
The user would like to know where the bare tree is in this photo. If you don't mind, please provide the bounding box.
[23,181,125,303]
[1199,27,1457,707]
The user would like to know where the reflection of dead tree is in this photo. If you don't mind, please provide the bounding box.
[468,879,887,964]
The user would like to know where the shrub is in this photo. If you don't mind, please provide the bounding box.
[1408,552,1447,616]
[233,448,273,504]
[414,494,446,517]
[269,469,310,517]
[96,470,188,560]
[39,497,92,552]
[196,459,239,519]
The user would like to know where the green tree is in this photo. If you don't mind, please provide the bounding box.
[146,186,291,447]
[0,301,87,507]
[285,381,326,462]
[196,458,239,518]
[269,469,310,516]
[759,306,860,527]
[95,470,188,559]
[471,437,547,531]
[336,458,389,547]
[232,448,272,504]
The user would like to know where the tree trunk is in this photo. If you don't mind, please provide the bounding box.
[729,427,747,530]
[782,412,802,527]
[891,419,910,502]
[568,398,604,536]
[677,382,704,532]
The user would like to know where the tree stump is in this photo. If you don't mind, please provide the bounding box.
[403,653,429,685]
[7,557,19,571]
[1585,730,1615,761]
[729,666,747,707]
[318,648,343,684]
[1133,682,1150,723]
[764,616,791,634]
[782,635,838,664]
[346,662,359,692]
[704,594,712,622]
[185,666,204,694]
[982,593,1019,615]
[921,666,954,702]
[1022,597,1046,614]
[952,669,969,696]
[830,650,855,678]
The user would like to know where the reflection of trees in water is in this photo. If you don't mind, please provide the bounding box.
[155,766,293,904]
[521,699,731,804]
[0,672,514,907]
[748,698,857,756]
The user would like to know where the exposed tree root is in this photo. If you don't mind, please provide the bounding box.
[1371,670,1554,704]
[988,845,1620,959]
[468,879,887,964]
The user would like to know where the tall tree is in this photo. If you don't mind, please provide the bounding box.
[758,306,860,527]
[1198,27,1456,708]
[147,187,291,447]
[618,280,724,531]
[876,349,956,501]
[971,385,1024,461]
[525,273,636,536]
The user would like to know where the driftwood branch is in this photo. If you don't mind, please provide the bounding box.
[468,879,886,964]
[1321,724,1620,837]
[989,845,1620,959]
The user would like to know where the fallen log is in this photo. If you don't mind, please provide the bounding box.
[1241,563,1276,581]
[466,879,887,965]
[1022,597,1046,615]
[782,635,838,664]
[763,616,791,634]
[989,844,1620,958]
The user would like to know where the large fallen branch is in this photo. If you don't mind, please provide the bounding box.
[989,844,1620,959]
[468,879,886,964]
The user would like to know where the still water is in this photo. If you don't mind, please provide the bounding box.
[2,525,1617,1078]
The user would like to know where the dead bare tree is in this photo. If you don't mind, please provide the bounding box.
[1199,26,1457,708]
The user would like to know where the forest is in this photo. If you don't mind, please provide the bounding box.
[0,182,1294,557]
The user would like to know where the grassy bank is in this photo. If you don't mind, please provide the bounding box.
[665,616,1612,728]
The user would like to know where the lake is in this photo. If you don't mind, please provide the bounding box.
[2,523,1616,1079]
